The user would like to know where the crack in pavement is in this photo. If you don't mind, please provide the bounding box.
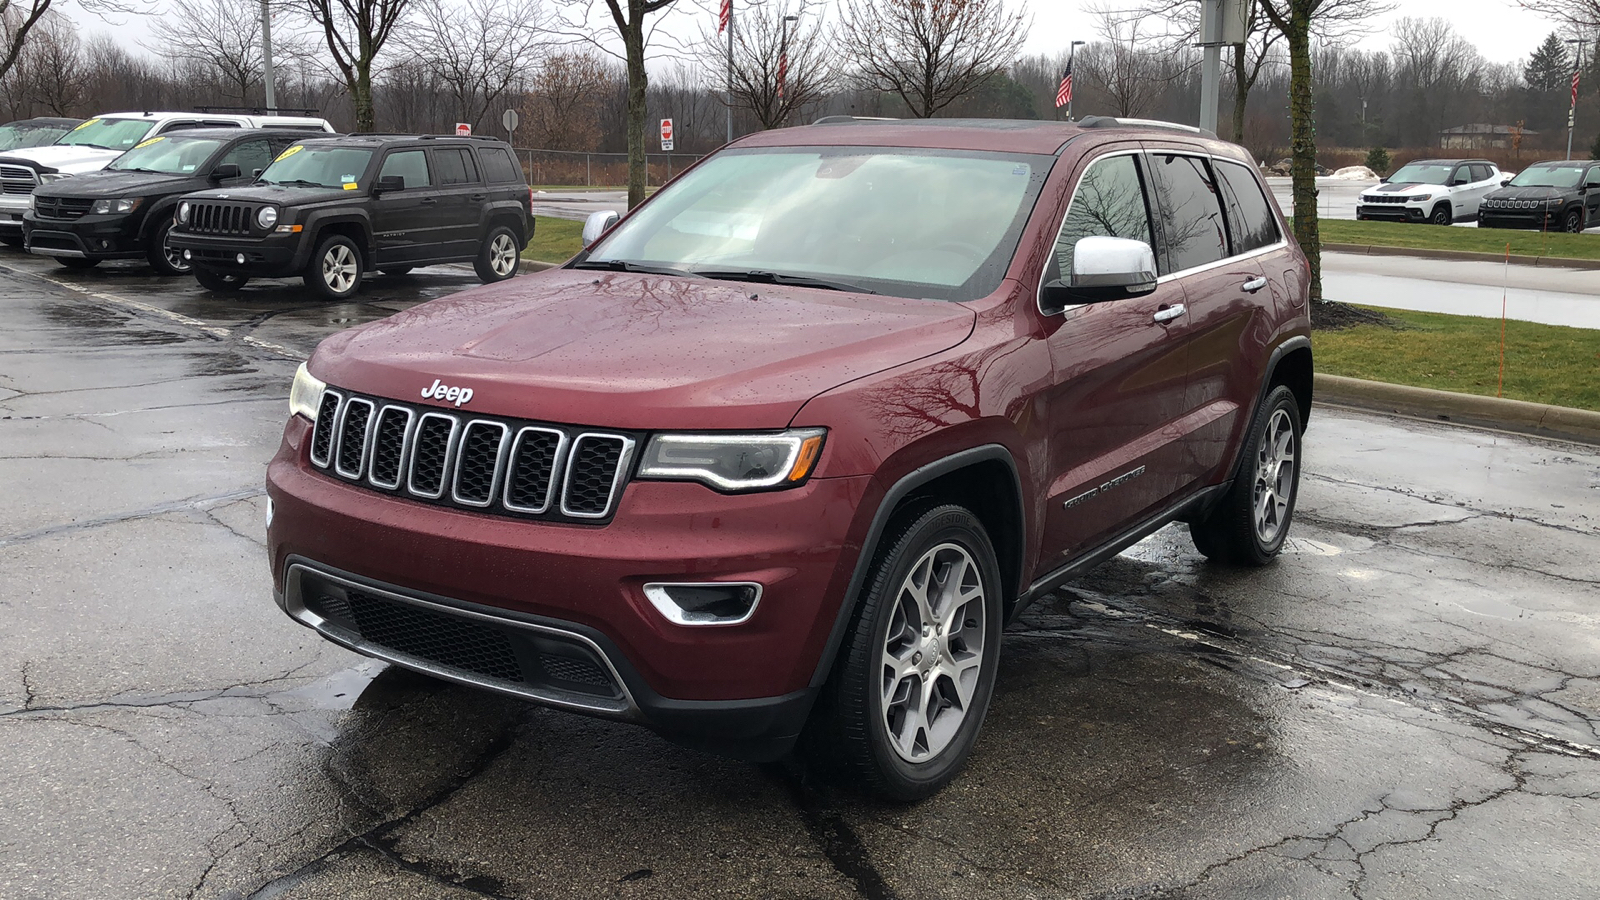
[0,486,265,549]
[1303,473,1600,538]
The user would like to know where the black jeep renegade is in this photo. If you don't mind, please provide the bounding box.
[168,134,532,299]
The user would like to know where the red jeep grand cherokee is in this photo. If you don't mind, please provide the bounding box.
[267,117,1311,800]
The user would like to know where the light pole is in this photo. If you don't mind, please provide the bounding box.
[260,0,276,112]
[1566,38,1585,160]
[1066,40,1084,121]
[779,13,797,108]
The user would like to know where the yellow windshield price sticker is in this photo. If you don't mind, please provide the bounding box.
[343,182,358,190]
[134,137,165,149]
[275,145,304,162]
[73,118,100,131]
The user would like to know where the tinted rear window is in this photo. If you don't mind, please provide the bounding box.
[1215,160,1280,255]
[1147,153,1227,274]
[435,148,479,185]
[478,147,523,184]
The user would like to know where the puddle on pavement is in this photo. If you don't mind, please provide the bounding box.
[1453,596,1532,620]
[274,661,387,711]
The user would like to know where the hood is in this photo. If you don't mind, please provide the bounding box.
[312,269,978,431]
[34,169,196,198]
[0,144,120,174]
[185,183,352,205]
[1362,182,1437,198]
[1483,185,1572,202]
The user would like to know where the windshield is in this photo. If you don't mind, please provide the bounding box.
[107,136,224,175]
[584,147,1050,301]
[258,145,372,189]
[0,121,73,151]
[54,118,157,151]
[1509,166,1583,188]
[1387,163,1453,185]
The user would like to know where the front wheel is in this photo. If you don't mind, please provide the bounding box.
[1191,384,1302,565]
[806,504,1003,801]
[474,226,520,283]
[306,234,363,300]
[1564,208,1585,233]
[194,266,248,292]
[146,218,191,276]
[1429,204,1452,226]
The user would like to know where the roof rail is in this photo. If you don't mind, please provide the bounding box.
[192,105,322,117]
[1078,116,1218,140]
[811,115,900,125]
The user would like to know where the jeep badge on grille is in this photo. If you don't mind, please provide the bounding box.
[421,379,474,407]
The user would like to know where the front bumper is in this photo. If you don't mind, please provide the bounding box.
[266,415,873,755]
[1478,210,1562,230]
[22,211,143,260]
[1356,203,1425,222]
[167,229,303,276]
[0,195,27,234]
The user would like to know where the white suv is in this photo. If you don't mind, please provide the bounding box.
[0,111,334,246]
[1356,158,1503,225]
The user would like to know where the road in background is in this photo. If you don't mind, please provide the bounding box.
[1323,251,1600,328]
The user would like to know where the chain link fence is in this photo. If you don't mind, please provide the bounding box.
[515,148,707,188]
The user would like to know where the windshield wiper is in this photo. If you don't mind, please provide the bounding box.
[691,269,877,294]
[113,167,164,174]
[572,259,706,278]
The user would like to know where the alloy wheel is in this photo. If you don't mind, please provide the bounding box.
[162,229,190,273]
[1252,408,1296,544]
[879,541,987,763]
[323,244,358,293]
[490,233,518,276]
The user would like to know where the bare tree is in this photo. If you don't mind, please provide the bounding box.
[9,9,84,113]
[1078,15,1182,118]
[522,48,616,150]
[147,0,311,104]
[1519,0,1600,30]
[2,0,142,86]
[833,0,1029,118]
[405,0,546,130]
[301,0,415,131]
[703,1,833,129]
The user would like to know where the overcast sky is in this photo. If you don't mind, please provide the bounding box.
[72,0,1570,72]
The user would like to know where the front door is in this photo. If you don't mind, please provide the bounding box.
[1038,150,1193,563]
[372,149,437,264]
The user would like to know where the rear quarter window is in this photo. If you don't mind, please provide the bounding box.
[478,147,524,184]
[1214,160,1281,255]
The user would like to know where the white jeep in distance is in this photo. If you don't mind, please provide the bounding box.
[1355,158,1504,225]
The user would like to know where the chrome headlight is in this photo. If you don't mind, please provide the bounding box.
[638,428,826,492]
[257,206,278,229]
[90,198,141,215]
[288,362,327,421]
[38,172,69,183]
[1408,194,1432,202]
[27,194,37,212]
[177,201,191,224]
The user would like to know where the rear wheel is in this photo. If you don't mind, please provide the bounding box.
[1191,384,1302,566]
[1429,204,1452,226]
[56,256,99,269]
[805,504,1003,801]
[145,217,191,276]
[194,266,248,292]
[306,234,363,300]
[474,225,520,283]
[1564,208,1585,233]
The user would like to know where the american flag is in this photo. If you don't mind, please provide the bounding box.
[1573,69,1581,108]
[718,0,731,33]
[777,50,789,100]
[1055,62,1073,109]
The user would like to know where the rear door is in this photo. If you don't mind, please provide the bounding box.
[1037,148,1195,559]
[1585,165,1600,224]
[430,146,484,256]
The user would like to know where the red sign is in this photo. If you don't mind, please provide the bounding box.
[660,119,673,142]
[455,123,472,136]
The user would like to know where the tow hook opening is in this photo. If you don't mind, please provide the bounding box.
[643,582,762,626]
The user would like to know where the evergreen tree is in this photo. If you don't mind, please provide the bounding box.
[1525,32,1572,92]
[1590,131,1600,160]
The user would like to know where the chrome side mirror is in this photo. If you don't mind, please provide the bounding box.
[1041,236,1159,314]
[582,210,620,248]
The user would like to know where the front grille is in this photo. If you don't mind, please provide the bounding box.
[33,196,93,220]
[187,201,255,235]
[294,568,627,705]
[310,389,637,523]
[0,164,37,195]
[1362,195,1408,204]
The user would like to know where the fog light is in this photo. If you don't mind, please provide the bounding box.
[643,582,762,626]
[182,250,191,260]
[236,253,246,264]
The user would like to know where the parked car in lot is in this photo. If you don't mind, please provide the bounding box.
[22,129,305,273]
[0,111,333,247]
[169,133,532,298]
[1478,160,1600,232]
[1356,158,1501,224]
[266,117,1312,799]
[0,117,83,152]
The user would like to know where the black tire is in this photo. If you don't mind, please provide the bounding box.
[0,234,23,248]
[474,225,521,283]
[805,503,1004,802]
[380,266,414,277]
[1190,384,1303,566]
[55,256,100,269]
[1429,204,1452,226]
[193,266,249,292]
[1564,208,1585,233]
[145,216,192,276]
[306,234,364,300]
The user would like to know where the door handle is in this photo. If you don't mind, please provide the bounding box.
[471,194,488,201]
[1242,277,1268,293]
[420,198,437,205]
[1153,304,1186,323]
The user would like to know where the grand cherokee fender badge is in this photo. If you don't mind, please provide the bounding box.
[1063,465,1146,509]
[421,378,474,407]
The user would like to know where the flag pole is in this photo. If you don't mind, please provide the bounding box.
[726,0,735,145]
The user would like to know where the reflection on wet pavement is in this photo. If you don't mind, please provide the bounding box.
[1,248,1598,899]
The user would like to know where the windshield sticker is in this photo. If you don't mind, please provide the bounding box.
[276,145,303,162]
[343,182,359,190]
[134,136,165,149]
[1012,165,1028,176]
[341,174,355,183]
[73,119,100,131]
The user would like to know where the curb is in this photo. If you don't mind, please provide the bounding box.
[1323,242,1600,270]
[1314,373,1600,444]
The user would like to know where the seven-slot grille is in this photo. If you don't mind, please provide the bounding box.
[0,164,37,195]
[309,388,636,523]
[31,196,93,220]
[1361,195,1408,205]
[186,201,255,235]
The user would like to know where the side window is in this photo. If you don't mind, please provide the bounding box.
[216,139,274,177]
[1450,166,1470,185]
[435,148,479,185]
[1215,160,1281,255]
[379,150,431,188]
[1586,166,1600,187]
[202,120,242,129]
[1471,164,1491,182]
[159,121,199,133]
[478,147,523,184]
[1046,153,1155,285]
[1146,152,1228,274]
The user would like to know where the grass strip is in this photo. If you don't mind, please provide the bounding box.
[1314,305,1600,411]
[523,216,584,264]
[1320,219,1600,262]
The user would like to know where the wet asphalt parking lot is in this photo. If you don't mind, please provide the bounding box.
[1,250,1598,900]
